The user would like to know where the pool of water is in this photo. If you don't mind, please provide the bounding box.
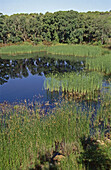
[0,53,111,109]
[0,52,111,138]
[0,54,85,104]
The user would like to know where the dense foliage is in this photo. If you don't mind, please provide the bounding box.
[0,10,111,45]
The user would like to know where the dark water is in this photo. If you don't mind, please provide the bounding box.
[0,55,85,104]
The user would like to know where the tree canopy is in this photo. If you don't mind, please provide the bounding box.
[0,10,111,45]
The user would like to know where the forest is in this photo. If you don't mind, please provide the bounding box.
[0,10,111,45]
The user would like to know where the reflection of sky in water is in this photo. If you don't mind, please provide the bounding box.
[0,56,111,136]
[101,81,111,95]
[0,56,85,104]
[0,56,111,108]
[0,72,46,103]
[0,71,62,106]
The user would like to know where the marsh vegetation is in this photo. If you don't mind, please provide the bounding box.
[0,48,111,169]
[0,92,111,169]
[0,10,111,169]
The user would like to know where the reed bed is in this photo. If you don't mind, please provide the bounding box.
[0,44,47,55]
[0,52,39,60]
[46,45,103,57]
[0,94,111,169]
[44,71,103,99]
[1,51,85,63]
[86,54,111,74]
[0,44,104,57]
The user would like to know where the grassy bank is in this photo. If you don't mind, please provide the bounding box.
[0,94,111,169]
[0,44,106,57]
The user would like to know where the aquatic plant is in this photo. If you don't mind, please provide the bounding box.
[86,54,111,74]
[0,44,47,55]
[0,44,104,57]
[0,94,111,169]
[0,43,111,169]
[44,71,103,99]
[46,44,103,57]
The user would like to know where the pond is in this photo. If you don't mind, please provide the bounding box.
[0,53,111,111]
[0,52,111,169]
[0,54,85,103]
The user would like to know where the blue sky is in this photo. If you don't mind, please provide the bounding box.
[1,0,111,15]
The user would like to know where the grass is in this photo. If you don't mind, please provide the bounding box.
[0,52,39,60]
[0,44,47,55]
[0,43,111,169]
[0,44,106,57]
[0,93,111,169]
[0,51,86,62]
[46,44,103,57]
[86,54,111,74]
[44,71,103,100]
[1,44,111,77]
[1,44,111,76]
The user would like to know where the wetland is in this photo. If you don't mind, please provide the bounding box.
[0,45,111,170]
[1,9,111,169]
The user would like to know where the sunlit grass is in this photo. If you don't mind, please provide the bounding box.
[44,71,103,100]
[0,44,104,57]
[0,94,111,169]
[0,43,111,169]
[46,44,103,57]
[86,54,111,74]
[0,44,47,55]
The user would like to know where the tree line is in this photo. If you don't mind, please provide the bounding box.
[0,10,111,45]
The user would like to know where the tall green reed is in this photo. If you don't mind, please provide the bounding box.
[44,71,103,99]
[0,44,104,57]
[46,44,103,57]
[0,95,111,169]
[86,54,111,74]
[0,44,47,55]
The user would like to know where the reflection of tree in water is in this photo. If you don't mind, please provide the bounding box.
[0,57,85,85]
[0,59,10,85]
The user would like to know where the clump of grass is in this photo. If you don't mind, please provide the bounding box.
[0,94,111,169]
[86,54,111,74]
[44,71,103,99]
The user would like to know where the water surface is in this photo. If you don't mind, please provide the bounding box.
[0,53,110,107]
[0,54,85,104]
